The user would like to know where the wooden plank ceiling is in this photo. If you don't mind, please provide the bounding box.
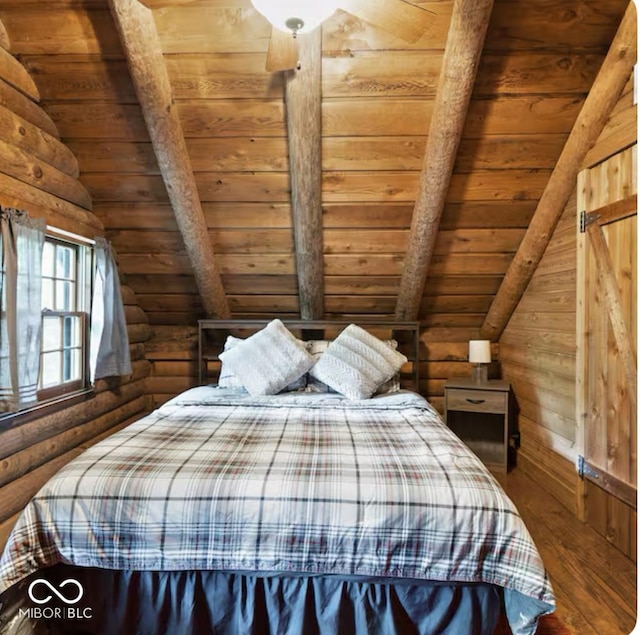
[0,0,630,332]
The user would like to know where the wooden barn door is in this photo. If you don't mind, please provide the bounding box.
[576,146,637,558]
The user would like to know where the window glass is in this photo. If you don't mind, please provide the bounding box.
[41,351,62,389]
[42,241,55,277]
[55,280,75,311]
[41,278,54,311]
[37,235,92,400]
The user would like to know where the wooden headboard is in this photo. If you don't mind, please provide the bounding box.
[197,319,421,392]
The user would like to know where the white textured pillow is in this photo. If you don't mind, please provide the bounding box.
[218,334,306,392]
[306,339,402,395]
[219,319,314,396]
[218,335,245,390]
[309,325,407,400]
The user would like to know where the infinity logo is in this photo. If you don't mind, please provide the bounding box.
[28,579,83,605]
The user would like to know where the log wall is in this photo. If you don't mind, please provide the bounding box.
[500,70,637,538]
[0,30,152,552]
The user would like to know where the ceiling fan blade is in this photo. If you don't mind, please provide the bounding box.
[266,27,299,72]
[340,0,432,43]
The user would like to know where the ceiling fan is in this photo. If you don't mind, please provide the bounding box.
[251,0,433,72]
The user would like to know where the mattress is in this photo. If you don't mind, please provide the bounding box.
[0,386,554,634]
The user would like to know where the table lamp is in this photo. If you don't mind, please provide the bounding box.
[469,340,491,384]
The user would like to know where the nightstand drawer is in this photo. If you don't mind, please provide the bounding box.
[446,388,506,414]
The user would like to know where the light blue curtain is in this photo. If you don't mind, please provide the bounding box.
[90,237,132,380]
[0,208,46,412]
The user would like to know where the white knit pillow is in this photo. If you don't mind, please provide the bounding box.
[218,335,245,390]
[306,339,402,395]
[309,324,407,400]
[219,334,306,392]
[219,319,314,396]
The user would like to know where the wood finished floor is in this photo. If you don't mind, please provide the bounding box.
[496,469,637,635]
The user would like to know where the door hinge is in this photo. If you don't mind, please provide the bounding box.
[577,455,599,479]
[579,210,600,233]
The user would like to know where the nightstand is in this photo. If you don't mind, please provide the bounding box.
[444,379,511,473]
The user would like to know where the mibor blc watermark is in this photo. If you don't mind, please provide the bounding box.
[19,578,92,620]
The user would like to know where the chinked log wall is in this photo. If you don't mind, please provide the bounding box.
[0,31,152,551]
[500,72,636,554]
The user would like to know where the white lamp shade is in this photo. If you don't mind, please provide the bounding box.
[251,0,341,33]
[469,340,491,364]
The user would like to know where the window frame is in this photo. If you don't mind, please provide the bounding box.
[38,309,88,402]
[0,228,95,427]
[37,232,93,402]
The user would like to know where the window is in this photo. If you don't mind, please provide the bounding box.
[38,234,93,401]
[0,213,101,420]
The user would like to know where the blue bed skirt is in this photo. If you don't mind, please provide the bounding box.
[0,566,502,635]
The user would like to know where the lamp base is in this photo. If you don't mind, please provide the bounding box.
[472,364,488,385]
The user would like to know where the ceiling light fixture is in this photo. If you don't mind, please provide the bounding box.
[251,0,341,36]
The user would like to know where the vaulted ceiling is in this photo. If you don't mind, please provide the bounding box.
[0,0,632,336]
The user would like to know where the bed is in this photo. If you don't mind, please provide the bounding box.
[0,320,554,635]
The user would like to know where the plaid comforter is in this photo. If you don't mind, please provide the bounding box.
[0,387,554,629]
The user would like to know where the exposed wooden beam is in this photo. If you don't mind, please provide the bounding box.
[285,28,324,319]
[107,0,230,319]
[395,0,495,321]
[481,2,637,340]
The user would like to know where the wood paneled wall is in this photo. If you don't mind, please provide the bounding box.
[501,70,637,543]
[0,30,152,551]
[500,198,578,513]
[583,74,636,169]
[146,326,199,409]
